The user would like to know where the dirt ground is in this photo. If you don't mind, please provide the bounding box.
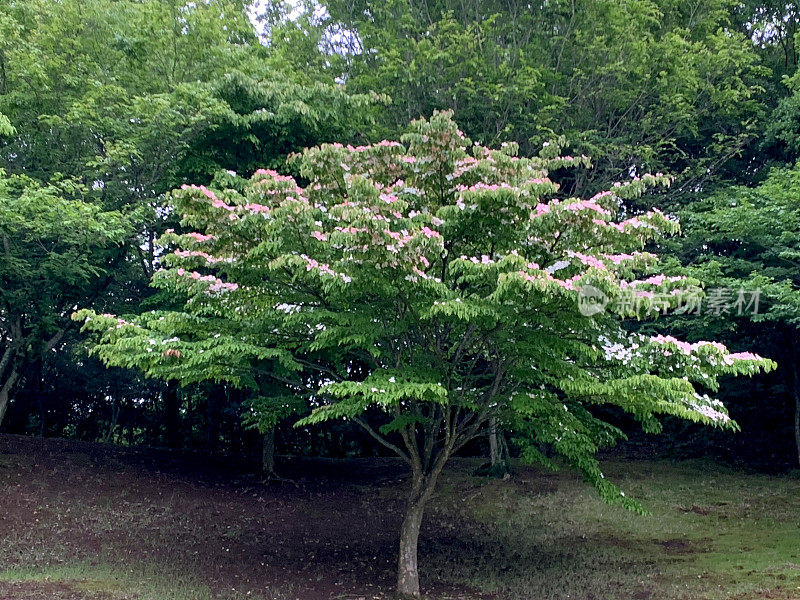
[1,434,799,600]
[0,434,485,600]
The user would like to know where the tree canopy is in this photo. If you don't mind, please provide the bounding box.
[76,112,773,597]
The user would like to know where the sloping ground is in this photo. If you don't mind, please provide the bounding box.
[0,433,799,600]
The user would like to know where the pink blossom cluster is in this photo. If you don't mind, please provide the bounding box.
[335,226,367,234]
[174,250,227,265]
[385,230,414,245]
[244,203,270,215]
[563,200,610,216]
[593,214,657,232]
[300,254,352,283]
[629,275,686,286]
[100,314,133,329]
[175,269,238,293]
[211,198,234,212]
[333,140,403,153]
[186,232,215,243]
[724,352,761,364]
[690,401,730,424]
[516,266,581,291]
[650,335,728,354]
[452,156,479,178]
[567,251,606,270]
[459,182,514,193]
[555,275,581,290]
[461,255,494,265]
[208,281,239,293]
[590,190,614,201]
[601,252,655,265]
[181,184,217,202]
[254,168,296,183]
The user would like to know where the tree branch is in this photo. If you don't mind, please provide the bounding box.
[353,416,412,466]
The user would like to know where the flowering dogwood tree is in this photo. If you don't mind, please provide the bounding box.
[76,112,773,598]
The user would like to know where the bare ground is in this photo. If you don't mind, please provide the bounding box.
[1,434,799,600]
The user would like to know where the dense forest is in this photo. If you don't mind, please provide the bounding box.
[3,1,800,597]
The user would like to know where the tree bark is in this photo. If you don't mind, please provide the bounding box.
[262,428,275,476]
[396,465,446,598]
[488,416,500,466]
[397,497,427,598]
[0,368,20,429]
[487,417,511,477]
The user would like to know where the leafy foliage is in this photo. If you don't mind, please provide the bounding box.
[77,112,774,509]
[0,171,132,421]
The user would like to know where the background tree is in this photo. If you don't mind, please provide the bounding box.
[0,0,378,449]
[308,0,768,195]
[0,170,131,427]
[675,163,800,465]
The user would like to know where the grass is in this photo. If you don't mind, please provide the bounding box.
[422,459,800,599]
[1,436,798,599]
[0,564,216,600]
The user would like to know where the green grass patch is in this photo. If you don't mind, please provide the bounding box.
[426,459,800,599]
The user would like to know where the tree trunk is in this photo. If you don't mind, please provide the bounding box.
[105,399,120,443]
[262,428,275,476]
[397,498,426,598]
[488,417,500,466]
[795,387,800,468]
[0,368,20,429]
[164,381,181,449]
[396,468,445,598]
[488,417,511,477]
[206,390,221,450]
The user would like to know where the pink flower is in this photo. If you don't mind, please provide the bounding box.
[564,200,610,215]
[534,203,550,216]
[567,251,606,270]
[186,232,215,243]
[244,203,270,214]
[603,253,634,265]
[726,351,761,363]
[212,199,234,211]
